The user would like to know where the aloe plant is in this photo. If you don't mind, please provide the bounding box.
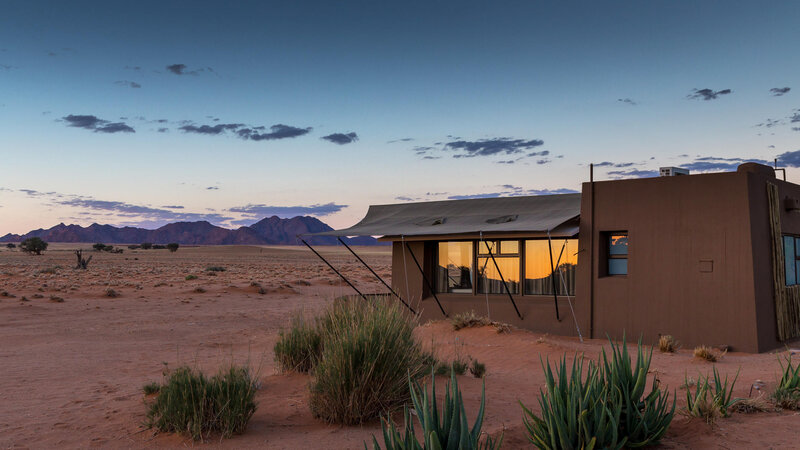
[521,338,675,449]
[684,367,740,423]
[369,368,502,450]
[522,355,624,450]
[600,337,675,447]
[770,354,800,409]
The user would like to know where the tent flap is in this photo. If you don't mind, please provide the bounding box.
[310,193,581,238]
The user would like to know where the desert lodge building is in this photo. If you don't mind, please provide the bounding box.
[310,163,800,353]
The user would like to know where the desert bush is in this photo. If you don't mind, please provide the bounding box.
[193,287,206,293]
[309,298,427,425]
[167,243,180,252]
[206,266,226,272]
[128,244,141,250]
[369,368,502,450]
[450,311,511,333]
[20,237,47,255]
[659,335,677,353]
[6,243,16,249]
[37,266,60,274]
[145,365,257,441]
[274,312,322,373]
[522,338,675,449]
[141,242,153,250]
[153,244,167,249]
[143,382,161,395]
[93,243,107,251]
[470,359,487,378]
[693,345,723,362]
[105,288,119,298]
[185,274,198,280]
[772,354,800,409]
[684,367,740,423]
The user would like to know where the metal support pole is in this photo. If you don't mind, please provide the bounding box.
[338,237,415,314]
[404,242,447,317]
[547,231,562,321]
[486,246,523,320]
[299,237,368,302]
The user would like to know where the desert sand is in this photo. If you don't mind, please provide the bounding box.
[1,244,798,449]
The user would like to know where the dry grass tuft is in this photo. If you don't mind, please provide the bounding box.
[450,311,511,334]
[659,335,677,353]
[105,288,119,298]
[49,295,64,303]
[193,287,206,293]
[733,394,771,414]
[693,345,724,362]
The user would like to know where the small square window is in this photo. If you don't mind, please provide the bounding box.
[605,232,628,276]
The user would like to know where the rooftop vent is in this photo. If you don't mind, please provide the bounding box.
[486,214,518,224]
[660,167,689,177]
[416,217,446,226]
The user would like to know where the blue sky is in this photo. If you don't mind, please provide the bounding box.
[1,1,799,234]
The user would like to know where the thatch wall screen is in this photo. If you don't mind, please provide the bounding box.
[768,182,800,340]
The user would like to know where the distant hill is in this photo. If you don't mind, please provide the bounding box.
[0,216,381,246]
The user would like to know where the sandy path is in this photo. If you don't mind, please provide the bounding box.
[0,244,798,449]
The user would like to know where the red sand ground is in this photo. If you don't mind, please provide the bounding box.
[1,244,798,449]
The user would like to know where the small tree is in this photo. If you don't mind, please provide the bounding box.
[5,243,15,249]
[20,237,48,255]
[141,242,153,250]
[74,250,92,269]
[93,243,107,252]
[166,243,180,252]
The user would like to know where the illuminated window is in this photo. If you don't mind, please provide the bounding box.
[525,239,577,295]
[436,241,474,293]
[783,235,800,286]
[607,232,628,276]
[477,240,520,294]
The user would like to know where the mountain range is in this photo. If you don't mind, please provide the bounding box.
[0,216,379,246]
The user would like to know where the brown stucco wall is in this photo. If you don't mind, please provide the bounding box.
[582,171,761,352]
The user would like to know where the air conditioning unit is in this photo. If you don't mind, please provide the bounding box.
[659,167,689,177]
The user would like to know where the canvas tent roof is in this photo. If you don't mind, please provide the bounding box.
[310,193,581,239]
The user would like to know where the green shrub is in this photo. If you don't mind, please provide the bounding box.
[309,298,427,425]
[274,312,322,373]
[452,358,469,375]
[143,382,161,395]
[185,274,198,280]
[145,365,257,441]
[684,367,740,423]
[772,354,800,409]
[20,237,48,255]
[152,244,167,250]
[141,242,153,250]
[167,243,180,252]
[369,368,502,450]
[128,244,141,250]
[93,243,107,251]
[5,243,16,249]
[206,266,226,272]
[522,338,675,449]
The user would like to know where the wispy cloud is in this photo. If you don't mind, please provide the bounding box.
[180,123,244,135]
[617,98,637,106]
[237,124,312,141]
[321,132,358,145]
[446,137,545,158]
[607,169,660,178]
[165,63,213,76]
[114,80,141,88]
[777,150,800,168]
[62,114,135,134]
[687,88,733,101]
[770,87,791,96]
[228,202,347,218]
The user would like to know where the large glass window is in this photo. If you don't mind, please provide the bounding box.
[436,241,474,293]
[477,240,520,294]
[607,233,628,275]
[784,235,800,286]
[525,239,578,295]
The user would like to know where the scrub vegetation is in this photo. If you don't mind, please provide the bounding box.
[309,298,428,424]
[772,354,800,410]
[658,335,677,353]
[368,368,502,450]
[693,345,724,362]
[274,311,322,373]
[521,338,675,449]
[145,365,257,441]
[683,367,740,424]
[450,311,511,334]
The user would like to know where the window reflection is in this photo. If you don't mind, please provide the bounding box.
[477,256,520,294]
[436,242,473,293]
[525,239,577,295]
